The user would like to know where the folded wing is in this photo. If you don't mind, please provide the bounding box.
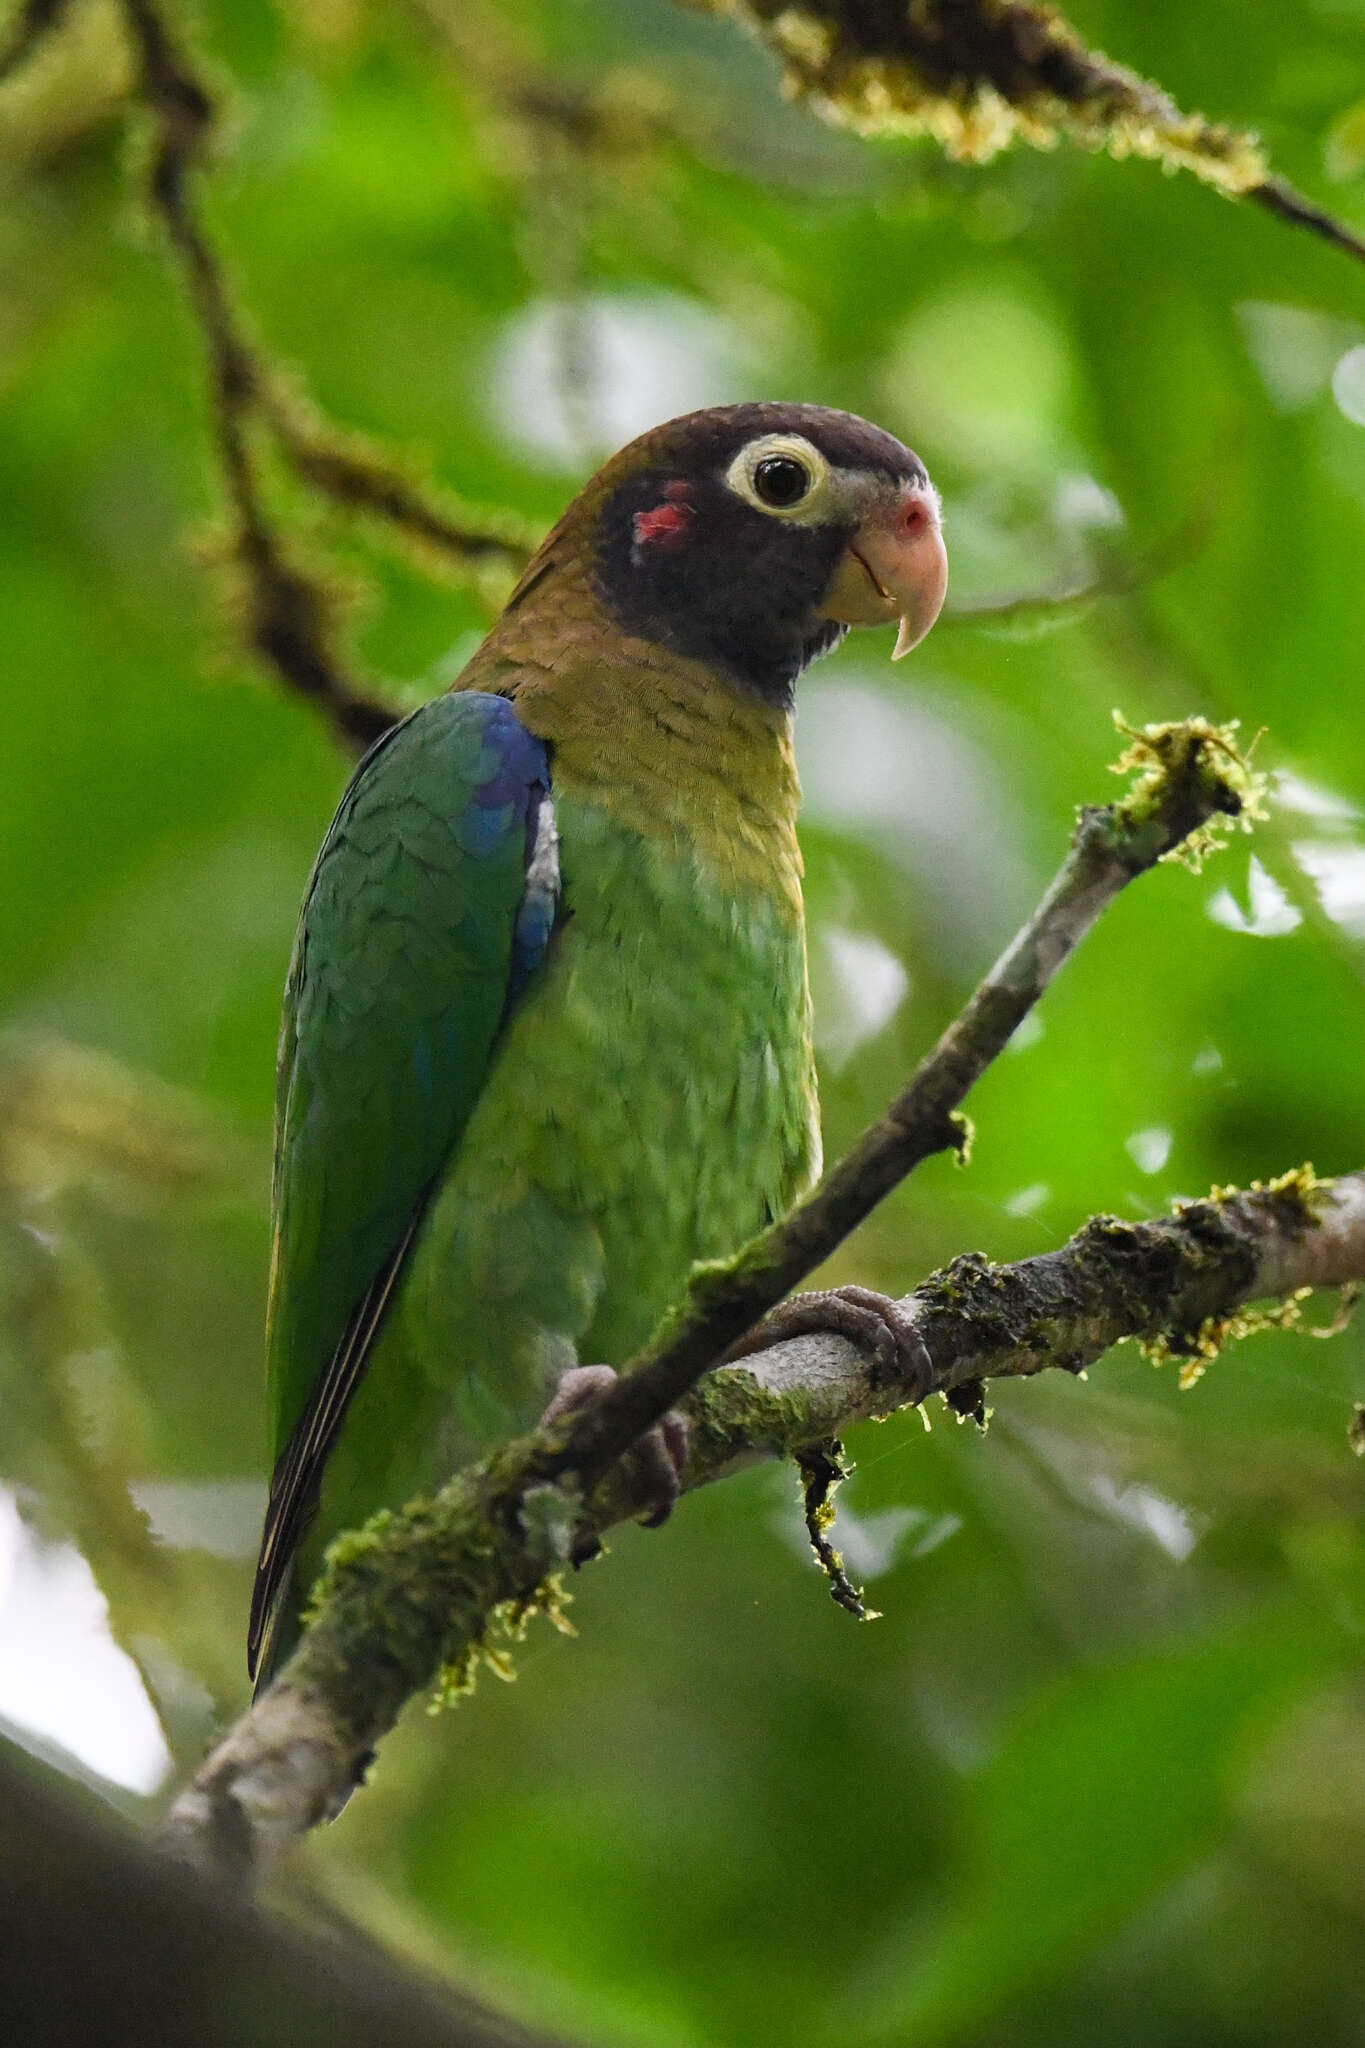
[249,690,556,1680]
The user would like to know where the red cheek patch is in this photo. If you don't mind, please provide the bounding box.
[633,483,694,550]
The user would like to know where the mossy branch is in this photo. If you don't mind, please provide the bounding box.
[118,0,399,751]
[159,717,1290,1889]
[161,1159,1365,1888]
[696,0,1365,269]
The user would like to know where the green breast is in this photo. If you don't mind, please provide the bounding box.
[302,785,819,1563]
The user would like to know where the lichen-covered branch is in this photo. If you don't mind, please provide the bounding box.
[693,1168,1365,1463]
[159,717,1272,1889]
[696,0,1365,268]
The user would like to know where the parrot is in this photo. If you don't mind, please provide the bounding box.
[249,403,948,1688]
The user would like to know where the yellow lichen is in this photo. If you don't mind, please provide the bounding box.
[429,1573,577,1712]
[701,1,1268,192]
[1110,712,1268,872]
[1136,1166,1330,1382]
[1146,1287,1314,1390]
[1201,1162,1323,1213]
[770,7,834,70]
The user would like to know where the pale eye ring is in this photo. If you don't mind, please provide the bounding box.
[725,432,830,517]
[752,453,811,508]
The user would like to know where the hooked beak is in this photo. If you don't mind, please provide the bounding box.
[819,485,948,660]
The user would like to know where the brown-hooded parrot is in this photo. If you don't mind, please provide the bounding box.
[249,403,948,1686]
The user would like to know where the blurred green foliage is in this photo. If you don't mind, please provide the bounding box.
[2,1,1365,2042]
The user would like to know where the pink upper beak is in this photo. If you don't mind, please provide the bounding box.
[819,486,948,658]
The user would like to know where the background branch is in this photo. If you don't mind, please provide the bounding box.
[115,0,536,756]
[0,1738,572,2048]
[698,0,1365,268]
[11,0,1353,770]
[1250,174,1365,266]
[121,0,399,752]
[942,470,1225,627]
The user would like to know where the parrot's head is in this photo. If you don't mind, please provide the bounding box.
[555,403,947,708]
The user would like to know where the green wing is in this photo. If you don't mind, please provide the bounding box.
[249,691,555,1677]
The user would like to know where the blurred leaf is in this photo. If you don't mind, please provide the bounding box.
[1325,95,1365,181]
[861,1605,1348,2045]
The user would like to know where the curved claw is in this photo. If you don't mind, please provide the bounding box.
[724,1286,934,1403]
[540,1364,690,1526]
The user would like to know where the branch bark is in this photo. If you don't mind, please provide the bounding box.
[159,718,1280,1889]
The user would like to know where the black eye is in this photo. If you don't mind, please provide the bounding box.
[752,454,811,508]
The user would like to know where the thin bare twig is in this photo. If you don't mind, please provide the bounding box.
[1251,175,1365,269]
[158,717,1270,1888]
[944,468,1227,627]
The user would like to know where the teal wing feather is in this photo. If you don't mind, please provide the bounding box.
[249,691,555,1678]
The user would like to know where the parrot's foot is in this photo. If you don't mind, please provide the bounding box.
[723,1286,934,1402]
[540,1365,690,1528]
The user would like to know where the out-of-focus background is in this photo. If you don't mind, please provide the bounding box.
[3,1,1365,2041]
